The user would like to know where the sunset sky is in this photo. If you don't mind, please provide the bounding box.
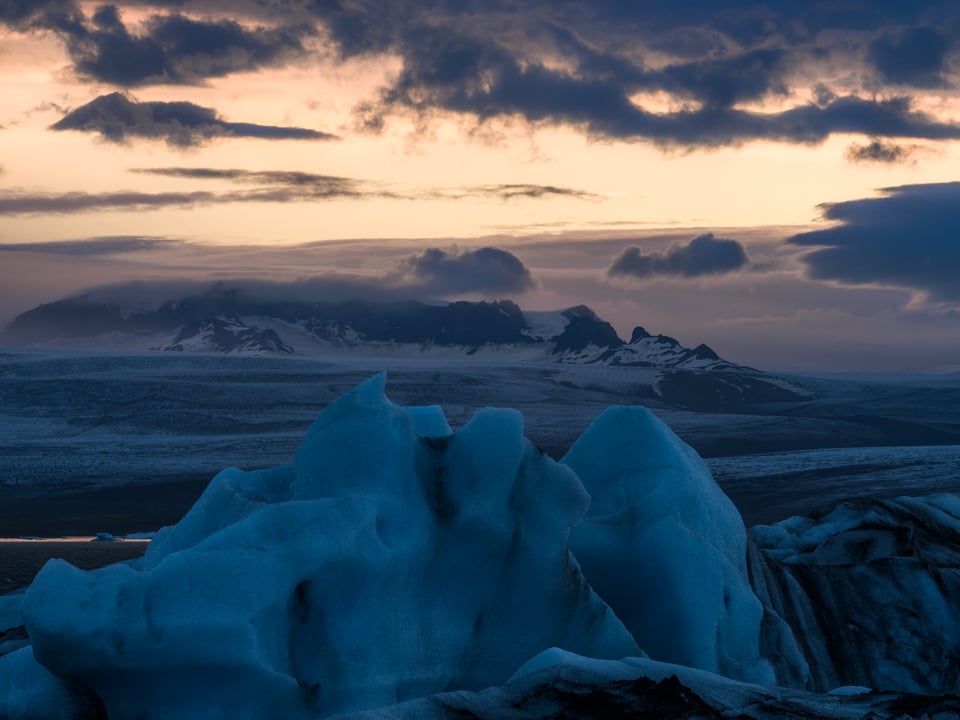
[2,1,960,371]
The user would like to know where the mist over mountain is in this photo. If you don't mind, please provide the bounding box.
[4,284,734,371]
[4,284,809,412]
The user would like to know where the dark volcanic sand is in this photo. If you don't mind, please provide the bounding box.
[0,477,209,595]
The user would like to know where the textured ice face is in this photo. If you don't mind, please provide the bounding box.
[22,374,638,719]
[563,405,778,685]
[16,373,960,720]
[751,494,960,694]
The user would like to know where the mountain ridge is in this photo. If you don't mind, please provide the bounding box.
[3,290,809,412]
[5,292,738,372]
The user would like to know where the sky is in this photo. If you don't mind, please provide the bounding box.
[1,0,960,372]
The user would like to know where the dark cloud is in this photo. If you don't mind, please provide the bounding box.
[654,48,791,109]
[608,233,749,279]
[354,18,960,147]
[17,2,312,86]
[0,185,368,216]
[396,247,535,294]
[571,1,931,43]
[0,0,80,30]
[9,1,960,149]
[0,166,367,214]
[307,0,958,60]
[0,166,596,215]
[131,167,363,194]
[463,184,598,201]
[0,236,182,255]
[812,83,837,107]
[0,189,221,215]
[845,138,918,164]
[58,245,535,305]
[867,26,951,88]
[555,1,960,50]
[543,25,789,108]
[134,167,338,182]
[132,167,595,203]
[50,93,336,146]
[312,1,960,147]
[788,182,960,302]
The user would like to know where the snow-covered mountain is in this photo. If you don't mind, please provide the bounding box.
[165,316,294,355]
[3,290,811,411]
[4,291,736,372]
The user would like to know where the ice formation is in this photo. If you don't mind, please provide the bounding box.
[562,406,779,684]
[21,374,638,719]
[8,375,960,719]
[0,647,103,720]
[355,649,958,720]
[750,494,960,693]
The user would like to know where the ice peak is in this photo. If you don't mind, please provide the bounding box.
[22,376,638,719]
[564,404,775,685]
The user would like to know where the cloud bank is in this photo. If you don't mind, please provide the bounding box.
[316,1,960,148]
[51,93,336,146]
[397,246,535,294]
[0,236,183,255]
[867,26,951,89]
[7,1,960,150]
[788,182,960,302]
[608,233,750,279]
[0,165,598,215]
[845,139,919,164]
[6,2,312,86]
[61,245,536,305]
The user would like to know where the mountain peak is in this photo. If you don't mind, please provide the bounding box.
[561,304,601,320]
[690,343,720,361]
[552,306,623,355]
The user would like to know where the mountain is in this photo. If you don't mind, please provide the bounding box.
[2,288,807,409]
[5,290,727,368]
[165,316,294,355]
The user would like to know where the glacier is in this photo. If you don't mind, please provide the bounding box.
[3,374,960,719]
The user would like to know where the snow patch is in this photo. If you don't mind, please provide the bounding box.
[521,310,569,341]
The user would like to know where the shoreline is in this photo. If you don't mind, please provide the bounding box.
[0,536,152,542]
[0,478,208,595]
[0,476,210,539]
[1,540,150,596]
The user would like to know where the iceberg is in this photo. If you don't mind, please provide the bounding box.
[7,374,960,718]
[21,374,638,719]
[751,494,960,693]
[563,406,782,685]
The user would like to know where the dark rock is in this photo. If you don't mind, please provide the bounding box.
[552,306,623,354]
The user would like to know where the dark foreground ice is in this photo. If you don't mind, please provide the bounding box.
[2,374,959,719]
